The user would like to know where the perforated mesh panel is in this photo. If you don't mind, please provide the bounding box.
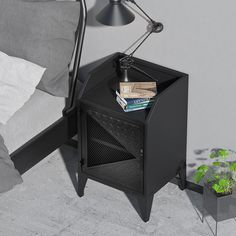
[86,110,143,167]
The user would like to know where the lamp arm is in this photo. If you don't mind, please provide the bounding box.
[120,31,152,70]
[129,31,152,57]
[126,0,155,23]
[119,0,164,82]
[120,0,164,68]
[126,0,163,33]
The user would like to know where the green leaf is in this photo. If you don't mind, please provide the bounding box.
[197,165,209,172]
[219,178,230,188]
[210,152,217,159]
[230,163,236,172]
[210,149,230,160]
[212,184,224,193]
[194,165,209,183]
[213,174,220,180]
[194,172,204,184]
[213,162,224,167]
[219,149,229,159]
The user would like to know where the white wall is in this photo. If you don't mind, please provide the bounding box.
[81,0,236,179]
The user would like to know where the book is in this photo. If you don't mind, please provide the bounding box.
[116,96,153,112]
[119,82,157,98]
[124,104,153,113]
[116,90,154,106]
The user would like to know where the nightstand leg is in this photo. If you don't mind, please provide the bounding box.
[178,161,187,190]
[126,193,154,222]
[78,173,87,197]
[215,221,218,236]
[137,194,154,222]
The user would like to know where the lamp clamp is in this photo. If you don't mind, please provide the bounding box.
[119,55,157,82]
[120,55,134,70]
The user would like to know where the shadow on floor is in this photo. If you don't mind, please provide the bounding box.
[186,189,203,220]
[59,145,78,193]
[59,144,151,222]
[59,142,236,228]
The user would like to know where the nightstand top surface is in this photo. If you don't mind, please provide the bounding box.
[78,53,187,123]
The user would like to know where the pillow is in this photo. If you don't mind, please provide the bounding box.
[0,135,22,193]
[0,0,80,97]
[0,51,46,125]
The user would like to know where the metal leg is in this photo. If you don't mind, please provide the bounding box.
[125,193,154,222]
[178,161,187,190]
[136,194,154,222]
[203,208,218,236]
[78,173,87,197]
[215,221,218,236]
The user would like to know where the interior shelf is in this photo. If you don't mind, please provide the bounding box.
[84,159,143,193]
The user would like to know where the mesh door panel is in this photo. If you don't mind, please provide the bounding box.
[87,110,143,160]
[87,114,135,167]
[86,111,143,167]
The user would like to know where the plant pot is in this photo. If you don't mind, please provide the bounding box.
[203,183,236,222]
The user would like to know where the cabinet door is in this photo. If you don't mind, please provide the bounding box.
[80,108,144,193]
[86,110,142,167]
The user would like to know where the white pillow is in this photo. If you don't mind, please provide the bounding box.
[0,51,46,125]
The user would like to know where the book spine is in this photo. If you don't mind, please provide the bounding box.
[126,98,153,105]
[124,104,152,112]
[126,102,154,110]
[116,90,155,105]
[128,98,155,106]
[116,91,127,105]
[117,95,153,112]
[116,96,126,109]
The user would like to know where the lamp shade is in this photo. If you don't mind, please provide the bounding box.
[96,0,135,26]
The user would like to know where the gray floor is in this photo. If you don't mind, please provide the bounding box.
[0,146,235,236]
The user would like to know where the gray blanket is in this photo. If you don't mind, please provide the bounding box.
[0,135,22,193]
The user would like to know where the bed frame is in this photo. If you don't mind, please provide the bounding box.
[10,0,203,195]
[10,0,87,175]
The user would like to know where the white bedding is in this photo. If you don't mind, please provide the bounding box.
[0,89,65,154]
[0,51,46,125]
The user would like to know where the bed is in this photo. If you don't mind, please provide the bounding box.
[1,90,66,155]
[0,0,86,183]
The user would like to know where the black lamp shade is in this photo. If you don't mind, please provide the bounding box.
[96,0,135,26]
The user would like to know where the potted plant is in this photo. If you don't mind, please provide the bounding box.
[194,149,236,223]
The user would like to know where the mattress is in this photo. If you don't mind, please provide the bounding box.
[0,89,65,154]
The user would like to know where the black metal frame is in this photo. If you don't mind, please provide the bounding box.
[10,0,87,175]
[76,53,190,221]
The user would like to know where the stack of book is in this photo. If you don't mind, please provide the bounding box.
[116,82,157,112]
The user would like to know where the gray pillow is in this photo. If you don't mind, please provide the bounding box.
[0,135,22,193]
[0,0,80,97]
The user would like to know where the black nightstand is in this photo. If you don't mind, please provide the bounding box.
[77,53,188,222]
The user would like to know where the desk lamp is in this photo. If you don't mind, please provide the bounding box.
[97,0,163,82]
